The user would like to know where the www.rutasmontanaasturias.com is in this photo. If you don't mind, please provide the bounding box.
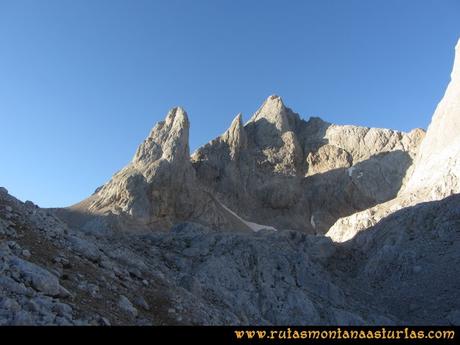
[234,327,456,341]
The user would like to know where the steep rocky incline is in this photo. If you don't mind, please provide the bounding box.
[404,39,460,198]
[330,194,460,325]
[59,107,253,234]
[327,38,460,242]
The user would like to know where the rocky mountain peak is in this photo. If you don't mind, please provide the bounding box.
[249,95,292,132]
[221,113,248,158]
[244,95,304,150]
[63,106,254,233]
[133,107,190,167]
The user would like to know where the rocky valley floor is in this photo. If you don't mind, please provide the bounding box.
[1,186,459,325]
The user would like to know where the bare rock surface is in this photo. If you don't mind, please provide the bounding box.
[405,39,460,197]
[1,184,458,325]
[333,194,460,325]
[328,38,460,242]
[58,89,422,236]
[59,107,252,234]
[0,188,396,325]
[192,96,423,234]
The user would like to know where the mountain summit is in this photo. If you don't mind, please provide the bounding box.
[133,107,190,166]
[63,91,424,235]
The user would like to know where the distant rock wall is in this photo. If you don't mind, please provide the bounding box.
[192,96,423,234]
[65,93,423,235]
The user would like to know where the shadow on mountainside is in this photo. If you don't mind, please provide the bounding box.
[54,116,413,237]
[54,150,413,237]
[193,116,415,234]
[300,149,413,233]
[194,137,413,235]
[328,194,460,324]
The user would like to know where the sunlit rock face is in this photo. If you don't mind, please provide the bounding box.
[66,107,252,234]
[404,39,460,199]
[328,38,460,243]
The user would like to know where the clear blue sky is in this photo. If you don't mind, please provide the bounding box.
[0,0,459,207]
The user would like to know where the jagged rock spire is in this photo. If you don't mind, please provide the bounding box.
[85,106,194,228]
[246,95,303,149]
[75,106,253,233]
[133,107,190,166]
[249,95,291,132]
[222,113,247,158]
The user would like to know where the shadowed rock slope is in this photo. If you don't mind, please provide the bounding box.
[192,95,423,234]
[1,189,459,325]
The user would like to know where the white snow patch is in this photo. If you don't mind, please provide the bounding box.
[219,202,277,232]
[347,166,355,177]
[310,215,316,229]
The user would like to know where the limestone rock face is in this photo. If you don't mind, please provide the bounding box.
[323,126,424,166]
[306,144,352,176]
[133,107,190,166]
[328,38,460,242]
[60,72,431,236]
[192,95,423,234]
[62,91,423,235]
[248,95,297,147]
[65,108,252,233]
[405,39,460,198]
[221,113,248,159]
[84,107,197,229]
